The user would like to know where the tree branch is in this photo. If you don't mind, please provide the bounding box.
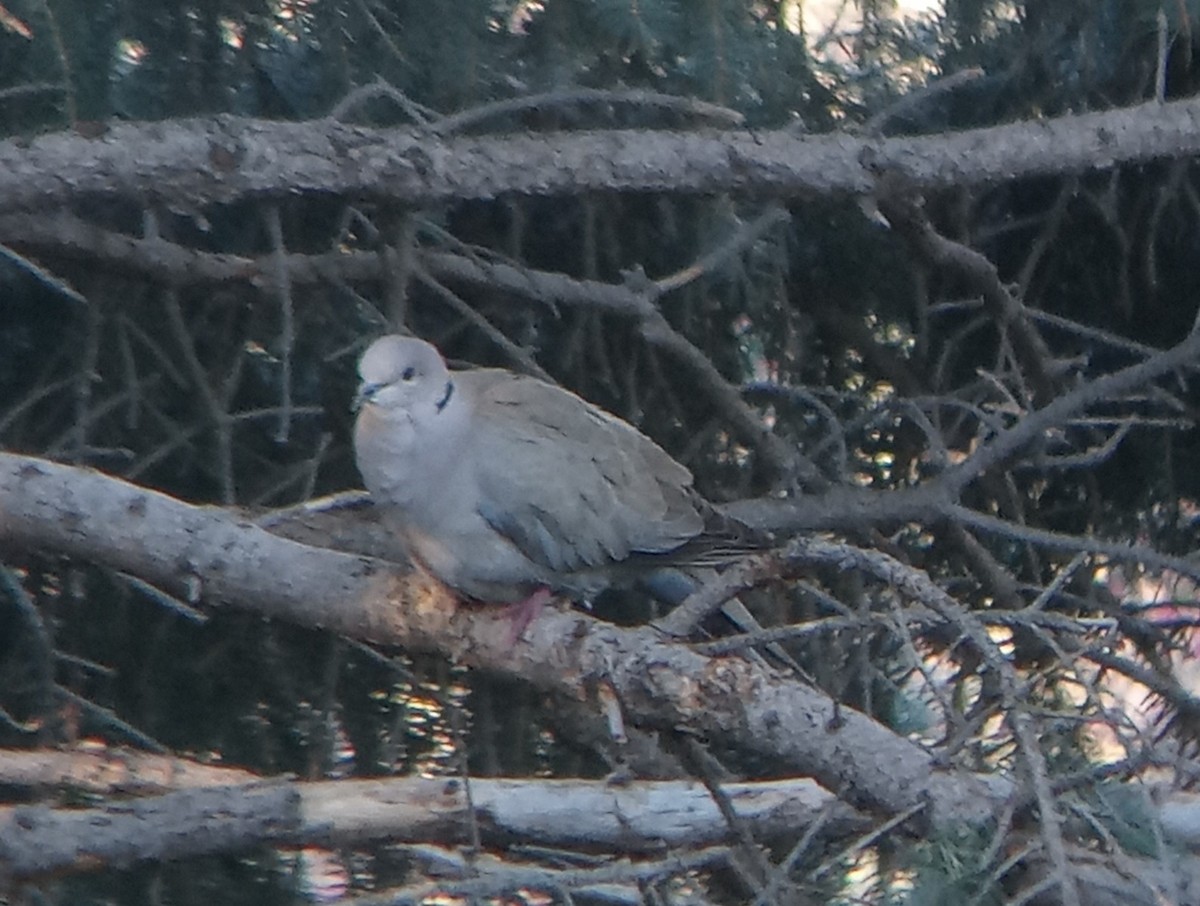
[0,452,1007,828]
[3,748,1199,906]
[3,95,1200,212]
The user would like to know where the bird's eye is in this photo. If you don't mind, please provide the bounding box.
[401,366,416,381]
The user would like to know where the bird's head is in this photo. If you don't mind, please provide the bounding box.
[354,335,456,417]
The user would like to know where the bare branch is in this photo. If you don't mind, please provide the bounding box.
[0,453,1012,828]
[4,96,1200,212]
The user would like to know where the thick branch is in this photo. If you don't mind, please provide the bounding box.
[2,96,1200,211]
[0,764,858,879]
[0,453,1006,827]
[0,784,299,879]
[2,751,1198,905]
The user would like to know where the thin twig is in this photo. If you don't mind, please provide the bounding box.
[264,204,295,444]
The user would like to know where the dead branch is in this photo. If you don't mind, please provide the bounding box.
[3,750,1200,905]
[2,95,1200,213]
[0,452,1009,828]
[0,760,857,880]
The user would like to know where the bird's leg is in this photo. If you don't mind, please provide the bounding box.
[503,586,552,644]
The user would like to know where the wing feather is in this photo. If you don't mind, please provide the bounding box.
[463,370,704,574]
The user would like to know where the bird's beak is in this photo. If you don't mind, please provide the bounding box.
[353,382,381,412]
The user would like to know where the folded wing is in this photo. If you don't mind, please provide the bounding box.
[463,370,705,575]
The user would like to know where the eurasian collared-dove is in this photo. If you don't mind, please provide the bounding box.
[352,335,760,610]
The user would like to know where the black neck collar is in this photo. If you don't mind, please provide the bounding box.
[436,379,454,413]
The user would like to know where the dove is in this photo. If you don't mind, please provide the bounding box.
[352,335,767,631]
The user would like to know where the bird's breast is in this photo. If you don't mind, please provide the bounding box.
[354,412,425,505]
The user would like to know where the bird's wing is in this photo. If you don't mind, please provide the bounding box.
[462,369,705,574]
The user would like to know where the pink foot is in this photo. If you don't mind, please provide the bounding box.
[503,587,552,644]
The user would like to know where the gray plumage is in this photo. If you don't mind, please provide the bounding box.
[353,335,752,604]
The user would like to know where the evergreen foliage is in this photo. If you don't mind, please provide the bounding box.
[3,0,1200,902]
